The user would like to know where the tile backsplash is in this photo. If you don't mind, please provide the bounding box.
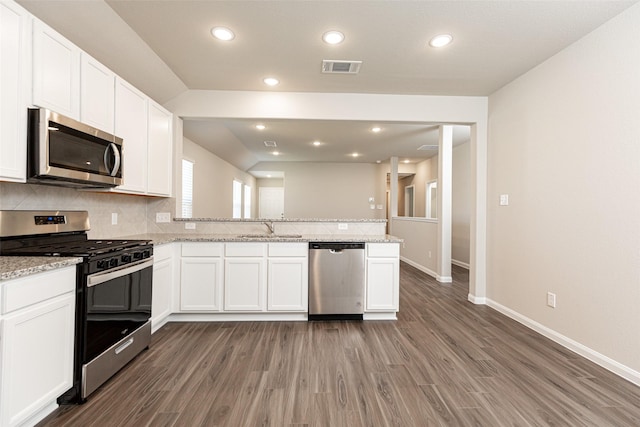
[1,182,386,238]
[0,182,163,238]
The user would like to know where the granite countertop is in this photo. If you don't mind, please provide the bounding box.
[173,218,388,223]
[0,257,82,281]
[122,233,403,246]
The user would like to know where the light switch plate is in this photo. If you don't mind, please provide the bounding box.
[185,222,196,230]
[338,223,348,230]
[111,213,118,225]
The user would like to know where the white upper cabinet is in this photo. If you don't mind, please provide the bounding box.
[0,0,30,182]
[114,78,148,194]
[80,53,115,134]
[147,101,173,197]
[32,19,80,119]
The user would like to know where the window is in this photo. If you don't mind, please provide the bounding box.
[232,180,242,218]
[243,185,252,218]
[426,180,438,219]
[181,159,193,218]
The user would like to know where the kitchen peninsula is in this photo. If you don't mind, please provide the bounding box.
[124,217,402,331]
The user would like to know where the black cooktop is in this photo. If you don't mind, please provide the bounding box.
[0,236,151,258]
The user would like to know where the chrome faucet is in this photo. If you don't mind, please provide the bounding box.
[263,221,275,235]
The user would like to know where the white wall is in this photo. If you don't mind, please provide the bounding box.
[250,161,386,219]
[452,143,471,266]
[183,137,256,218]
[392,217,438,276]
[487,2,640,380]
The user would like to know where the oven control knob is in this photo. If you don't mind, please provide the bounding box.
[109,258,118,268]
[143,249,151,259]
[133,252,143,260]
[121,254,132,263]
[97,260,108,270]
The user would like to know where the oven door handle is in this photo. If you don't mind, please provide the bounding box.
[88,258,154,288]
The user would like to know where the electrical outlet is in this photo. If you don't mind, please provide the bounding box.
[111,213,118,225]
[156,212,171,223]
[338,223,348,230]
[499,194,509,206]
[547,292,556,308]
[185,222,196,230]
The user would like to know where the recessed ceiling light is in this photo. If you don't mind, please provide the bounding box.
[351,153,359,158]
[263,77,279,86]
[376,160,381,164]
[322,30,344,45]
[211,26,235,41]
[404,159,410,164]
[371,127,381,133]
[312,141,321,146]
[429,34,453,48]
[272,151,280,156]
[266,174,272,178]
[255,124,266,130]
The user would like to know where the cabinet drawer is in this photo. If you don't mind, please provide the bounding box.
[225,243,267,257]
[268,243,308,257]
[367,243,399,258]
[154,243,173,261]
[181,243,223,257]
[2,266,76,314]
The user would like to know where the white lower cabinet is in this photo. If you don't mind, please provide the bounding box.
[365,243,400,312]
[151,244,173,330]
[224,257,266,311]
[267,243,308,312]
[0,267,76,427]
[180,243,223,312]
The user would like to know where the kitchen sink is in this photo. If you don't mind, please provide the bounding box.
[236,234,303,239]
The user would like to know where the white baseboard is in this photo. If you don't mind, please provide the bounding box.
[20,401,58,427]
[363,312,397,320]
[467,294,486,305]
[437,275,452,283]
[167,312,309,322]
[400,256,438,279]
[486,299,640,387]
[452,259,470,269]
[399,257,456,284]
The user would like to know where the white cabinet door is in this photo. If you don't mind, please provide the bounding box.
[32,19,80,119]
[114,78,148,194]
[0,0,29,182]
[151,256,173,329]
[366,258,399,311]
[80,53,115,134]
[147,101,173,197]
[0,293,75,427]
[180,258,223,311]
[224,258,266,311]
[267,258,308,311]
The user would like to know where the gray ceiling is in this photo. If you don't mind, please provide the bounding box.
[18,0,637,170]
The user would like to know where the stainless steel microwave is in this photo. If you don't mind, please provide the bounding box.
[27,108,123,188]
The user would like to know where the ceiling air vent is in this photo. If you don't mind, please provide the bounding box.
[263,141,277,147]
[322,60,362,74]
[417,145,438,151]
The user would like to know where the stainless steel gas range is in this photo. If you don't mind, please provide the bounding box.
[0,210,153,403]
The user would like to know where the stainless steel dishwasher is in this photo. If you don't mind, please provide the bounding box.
[308,242,365,320]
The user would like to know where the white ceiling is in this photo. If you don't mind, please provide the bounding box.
[18,0,637,170]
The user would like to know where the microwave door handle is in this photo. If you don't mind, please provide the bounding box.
[104,143,121,177]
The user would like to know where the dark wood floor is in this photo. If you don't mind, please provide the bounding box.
[39,263,640,426]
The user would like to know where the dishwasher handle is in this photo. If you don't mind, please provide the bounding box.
[309,242,365,250]
[329,249,343,254]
